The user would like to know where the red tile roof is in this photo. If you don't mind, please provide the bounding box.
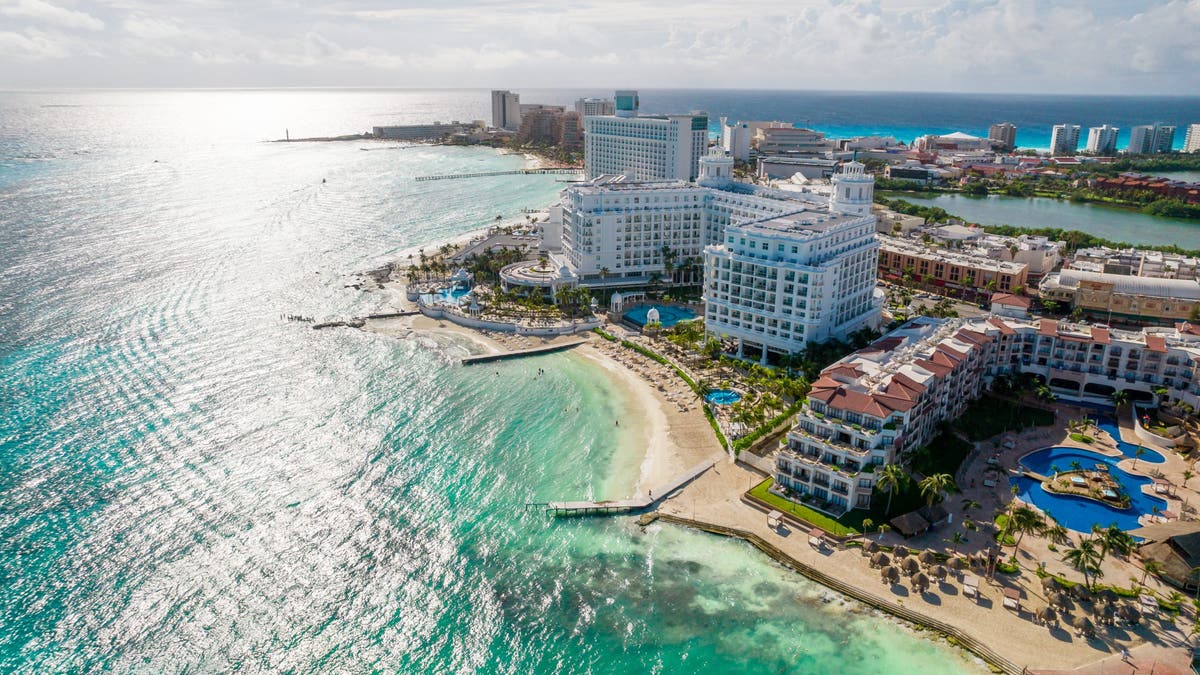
[987,317,1016,335]
[1091,326,1111,344]
[991,293,1031,309]
[1146,334,1168,353]
[1038,319,1059,337]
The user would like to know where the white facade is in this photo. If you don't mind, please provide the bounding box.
[1186,124,1200,154]
[1128,124,1176,154]
[755,127,831,155]
[574,98,615,116]
[720,117,752,162]
[583,95,708,181]
[1086,125,1120,155]
[703,162,883,357]
[1050,124,1081,155]
[491,90,521,130]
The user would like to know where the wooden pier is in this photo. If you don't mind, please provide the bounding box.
[545,459,716,517]
[414,168,582,182]
[461,339,586,365]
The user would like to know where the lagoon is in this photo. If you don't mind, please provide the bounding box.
[883,192,1200,249]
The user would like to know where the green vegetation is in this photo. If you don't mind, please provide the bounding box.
[1069,433,1095,444]
[993,514,1017,546]
[909,431,972,477]
[954,395,1055,442]
[732,401,805,451]
[592,327,617,342]
[995,558,1021,575]
[749,479,859,536]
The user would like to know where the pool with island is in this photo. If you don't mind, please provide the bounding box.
[705,389,741,405]
[623,304,696,328]
[1012,446,1168,533]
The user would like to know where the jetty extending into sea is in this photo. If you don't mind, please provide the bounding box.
[537,459,716,516]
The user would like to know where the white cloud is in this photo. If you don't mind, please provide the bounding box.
[1,0,1198,92]
[0,27,72,59]
[0,0,105,31]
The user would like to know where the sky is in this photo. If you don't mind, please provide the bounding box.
[1,0,1199,94]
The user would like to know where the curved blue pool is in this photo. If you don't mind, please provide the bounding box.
[421,286,471,306]
[1094,415,1165,464]
[1013,446,1167,533]
[624,304,696,328]
[705,389,741,405]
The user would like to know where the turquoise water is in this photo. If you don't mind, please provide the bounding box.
[624,304,697,328]
[1013,446,1168,533]
[883,192,1200,249]
[0,91,981,672]
[705,390,742,405]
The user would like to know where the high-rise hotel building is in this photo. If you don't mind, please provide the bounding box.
[543,152,882,356]
[703,162,882,358]
[582,90,708,181]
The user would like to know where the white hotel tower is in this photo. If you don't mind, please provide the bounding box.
[703,162,882,360]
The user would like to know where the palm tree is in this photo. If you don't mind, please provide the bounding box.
[1062,539,1104,589]
[877,523,891,542]
[1133,446,1146,469]
[877,464,909,516]
[919,473,956,508]
[1095,524,1135,561]
[1009,506,1045,558]
[1141,559,1164,586]
[861,518,874,539]
[946,531,966,554]
[1110,389,1129,409]
[1184,470,1195,488]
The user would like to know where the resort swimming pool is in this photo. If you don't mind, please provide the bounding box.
[1012,446,1168,533]
[705,389,741,405]
[1094,415,1165,464]
[422,286,472,306]
[623,304,697,328]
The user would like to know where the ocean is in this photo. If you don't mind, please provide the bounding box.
[0,89,983,672]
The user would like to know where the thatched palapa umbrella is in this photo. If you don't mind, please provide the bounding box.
[901,557,921,576]
[870,552,891,569]
[1117,605,1142,626]
[1073,615,1095,638]
[918,550,938,567]
[864,541,880,556]
[1095,588,1118,604]
[1037,606,1057,626]
[881,565,900,584]
[1102,602,1117,625]
[911,572,931,594]
[932,564,948,582]
[1041,576,1059,592]
[894,545,910,559]
[1047,591,1067,609]
[946,557,964,574]
[1072,584,1092,602]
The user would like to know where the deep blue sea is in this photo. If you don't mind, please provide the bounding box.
[0,90,986,672]
[524,89,1200,151]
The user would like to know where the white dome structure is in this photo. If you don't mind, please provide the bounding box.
[646,307,661,324]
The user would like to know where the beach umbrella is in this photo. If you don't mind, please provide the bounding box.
[1047,591,1066,609]
[911,572,931,594]
[918,550,938,567]
[864,541,880,556]
[1041,576,1059,592]
[1118,605,1142,626]
[932,564,948,581]
[1037,606,1057,626]
[871,552,891,569]
[1095,588,1118,604]
[881,565,899,584]
[1072,584,1092,602]
[947,557,964,573]
[902,557,921,576]
[1072,616,1095,638]
[1101,602,1117,625]
[894,545,910,559]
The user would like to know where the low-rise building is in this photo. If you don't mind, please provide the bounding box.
[757,156,839,180]
[878,235,1029,294]
[1070,246,1200,281]
[1040,270,1200,325]
[990,293,1032,318]
[774,315,1200,513]
[913,132,993,153]
[755,127,832,156]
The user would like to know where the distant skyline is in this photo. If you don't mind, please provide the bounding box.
[1,0,1199,94]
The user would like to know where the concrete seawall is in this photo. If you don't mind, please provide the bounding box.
[461,340,586,365]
